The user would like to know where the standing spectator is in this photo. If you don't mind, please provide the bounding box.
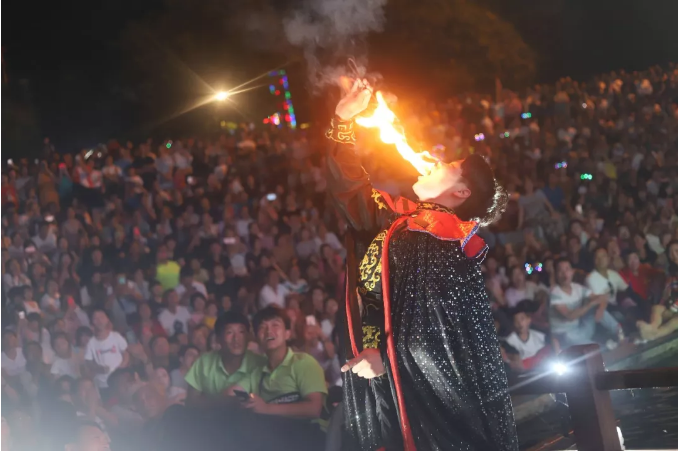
[84,309,129,394]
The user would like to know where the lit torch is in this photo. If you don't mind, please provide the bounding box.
[355,91,436,176]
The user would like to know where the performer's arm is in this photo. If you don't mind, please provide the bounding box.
[326,117,392,231]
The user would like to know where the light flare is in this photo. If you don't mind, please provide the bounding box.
[356,91,435,176]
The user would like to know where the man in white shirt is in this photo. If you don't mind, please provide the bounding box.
[32,222,57,255]
[586,248,630,308]
[158,289,192,336]
[84,309,129,390]
[259,268,289,309]
[550,259,621,349]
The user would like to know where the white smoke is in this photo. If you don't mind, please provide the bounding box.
[283,0,387,90]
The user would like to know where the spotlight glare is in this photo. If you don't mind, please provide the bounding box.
[553,362,568,376]
[215,91,229,101]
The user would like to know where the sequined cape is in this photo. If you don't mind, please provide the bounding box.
[326,118,519,451]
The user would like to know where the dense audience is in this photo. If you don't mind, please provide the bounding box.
[2,63,678,450]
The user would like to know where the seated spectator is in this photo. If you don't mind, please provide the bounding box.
[185,312,265,406]
[235,306,327,449]
[587,247,641,322]
[1,329,26,378]
[50,332,81,378]
[637,240,678,341]
[504,265,548,308]
[188,294,207,330]
[258,268,289,309]
[107,368,144,433]
[550,259,622,348]
[149,336,178,370]
[72,377,117,434]
[155,244,180,291]
[84,309,129,395]
[170,345,200,391]
[153,366,186,406]
[504,304,552,371]
[21,312,55,364]
[280,264,309,295]
[63,420,111,451]
[620,249,662,304]
[174,267,207,304]
[157,290,191,337]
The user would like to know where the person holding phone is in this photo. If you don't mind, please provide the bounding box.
[185,312,265,407]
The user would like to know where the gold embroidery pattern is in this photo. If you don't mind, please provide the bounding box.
[416,202,455,215]
[325,118,356,144]
[358,230,386,292]
[362,325,381,349]
[371,189,388,210]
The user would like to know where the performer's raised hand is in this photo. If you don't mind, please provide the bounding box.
[341,348,385,379]
[335,78,373,121]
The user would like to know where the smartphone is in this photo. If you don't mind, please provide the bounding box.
[474,133,485,142]
[44,215,55,223]
[233,390,250,401]
[521,112,532,119]
[67,297,76,309]
[187,176,196,185]
[18,311,25,320]
[266,193,277,201]
[7,159,13,166]
[575,204,583,215]
[305,315,317,326]
[133,227,141,237]
[58,163,67,170]
[223,237,237,245]
[25,246,36,254]
[118,276,126,285]
[34,159,39,164]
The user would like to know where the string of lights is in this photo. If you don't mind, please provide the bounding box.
[263,70,297,129]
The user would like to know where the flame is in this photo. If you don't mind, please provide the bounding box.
[355,91,435,176]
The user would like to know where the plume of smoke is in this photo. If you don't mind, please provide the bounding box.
[283,0,387,91]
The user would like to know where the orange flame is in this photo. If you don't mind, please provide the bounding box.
[355,91,435,176]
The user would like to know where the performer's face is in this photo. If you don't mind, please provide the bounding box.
[412,160,471,203]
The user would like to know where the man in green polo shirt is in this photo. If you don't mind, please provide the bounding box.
[185,311,265,406]
[236,306,327,451]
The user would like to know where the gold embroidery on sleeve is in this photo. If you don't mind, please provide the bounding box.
[358,230,386,292]
[371,189,388,210]
[362,325,381,349]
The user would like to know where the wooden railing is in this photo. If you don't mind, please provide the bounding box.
[510,344,678,451]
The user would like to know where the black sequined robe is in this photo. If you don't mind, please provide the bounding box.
[326,118,518,451]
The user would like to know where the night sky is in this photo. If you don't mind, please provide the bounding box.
[3,0,678,152]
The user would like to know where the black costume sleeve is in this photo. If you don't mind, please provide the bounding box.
[326,117,393,232]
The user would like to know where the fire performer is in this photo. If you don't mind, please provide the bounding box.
[327,80,518,451]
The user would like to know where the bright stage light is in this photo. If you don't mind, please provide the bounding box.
[215,91,229,101]
[553,362,568,376]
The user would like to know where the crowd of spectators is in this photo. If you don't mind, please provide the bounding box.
[2,62,678,450]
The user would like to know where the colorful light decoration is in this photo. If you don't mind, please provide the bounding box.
[263,70,297,129]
